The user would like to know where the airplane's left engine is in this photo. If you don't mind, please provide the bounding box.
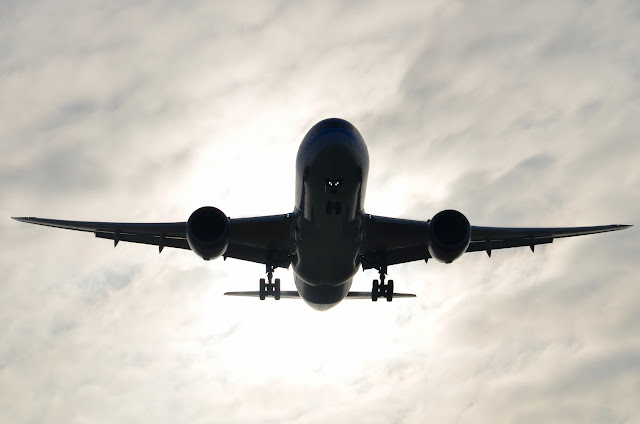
[186,206,230,260]
[427,209,471,263]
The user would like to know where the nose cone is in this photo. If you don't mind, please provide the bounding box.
[307,118,361,138]
[297,118,369,177]
[298,118,367,157]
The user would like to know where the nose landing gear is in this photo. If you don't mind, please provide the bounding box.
[371,266,394,302]
[259,265,281,300]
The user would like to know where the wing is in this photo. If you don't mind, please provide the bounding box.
[12,214,295,268]
[468,225,631,255]
[361,214,631,269]
[12,216,190,250]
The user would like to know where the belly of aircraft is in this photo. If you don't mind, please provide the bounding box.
[292,204,362,309]
[290,118,369,309]
[294,275,353,311]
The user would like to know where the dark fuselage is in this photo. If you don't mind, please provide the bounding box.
[292,119,370,310]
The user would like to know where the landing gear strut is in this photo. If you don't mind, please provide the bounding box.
[371,266,394,302]
[259,265,281,300]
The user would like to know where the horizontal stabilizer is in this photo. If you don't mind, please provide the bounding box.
[224,291,301,298]
[224,291,416,299]
[346,291,416,299]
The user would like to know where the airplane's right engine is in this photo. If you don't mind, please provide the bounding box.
[427,209,471,263]
[186,206,230,261]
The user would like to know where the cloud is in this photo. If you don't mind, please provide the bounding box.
[1,0,638,423]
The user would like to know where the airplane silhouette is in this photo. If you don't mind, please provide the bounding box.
[13,118,631,310]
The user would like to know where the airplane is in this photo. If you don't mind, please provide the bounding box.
[13,118,632,311]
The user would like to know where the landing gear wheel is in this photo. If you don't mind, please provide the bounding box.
[259,278,266,300]
[372,279,379,301]
[386,279,394,302]
[274,278,281,300]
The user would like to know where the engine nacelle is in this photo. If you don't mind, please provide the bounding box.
[428,209,471,263]
[186,206,230,261]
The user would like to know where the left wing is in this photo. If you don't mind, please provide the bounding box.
[12,214,295,268]
[361,214,631,269]
[468,225,630,254]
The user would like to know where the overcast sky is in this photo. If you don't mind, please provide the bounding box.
[1,0,639,422]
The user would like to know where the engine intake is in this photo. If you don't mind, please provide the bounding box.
[186,206,230,260]
[428,209,471,263]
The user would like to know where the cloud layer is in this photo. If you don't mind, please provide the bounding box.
[1,0,638,422]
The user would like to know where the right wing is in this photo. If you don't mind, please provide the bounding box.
[13,213,296,268]
[12,217,190,250]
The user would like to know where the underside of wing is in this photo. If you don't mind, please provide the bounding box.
[469,224,632,256]
[12,217,189,251]
[360,212,631,269]
[224,214,295,269]
[13,212,296,267]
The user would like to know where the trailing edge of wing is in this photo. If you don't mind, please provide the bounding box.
[470,224,632,241]
[12,216,189,251]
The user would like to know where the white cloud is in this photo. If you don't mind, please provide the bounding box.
[1,0,638,422]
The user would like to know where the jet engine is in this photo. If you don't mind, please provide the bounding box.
[186,206,230,260]
[427,209,471,263]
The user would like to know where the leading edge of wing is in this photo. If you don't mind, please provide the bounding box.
[471,224,632,241]
[12,216,186,237]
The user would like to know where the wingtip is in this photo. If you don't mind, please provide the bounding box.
[12,216,43,223]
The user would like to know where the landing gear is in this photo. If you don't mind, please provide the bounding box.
[372,279,379,300]
[259,265,281,300]
[371,266,394,302]
[259,278,267,300]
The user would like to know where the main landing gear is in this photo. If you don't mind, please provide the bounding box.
[259,265,281,300]
[371,266,394,302]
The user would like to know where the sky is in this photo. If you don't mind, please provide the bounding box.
[1,0,639,422]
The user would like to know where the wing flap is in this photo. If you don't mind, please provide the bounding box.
[223,243,291,268]
[466,235,554,255]
[95,231,190,250]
